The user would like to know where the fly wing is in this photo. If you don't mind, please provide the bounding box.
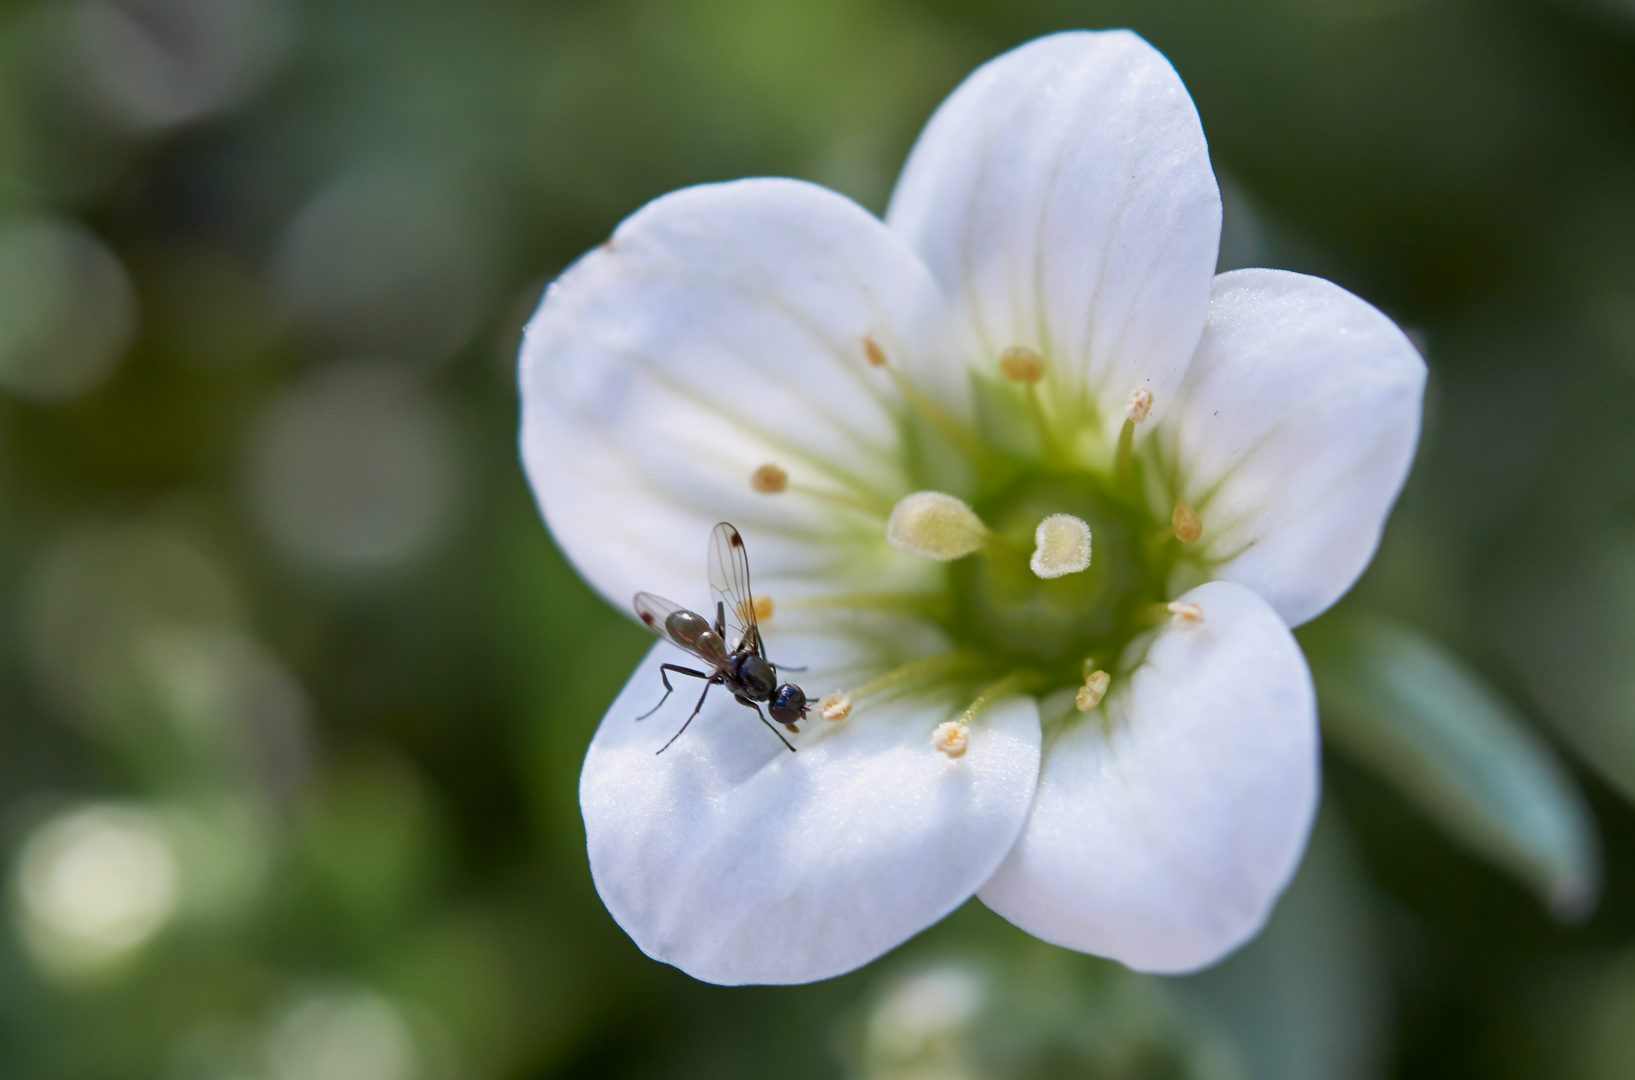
[707,522,761,656]
[633,592,712,659]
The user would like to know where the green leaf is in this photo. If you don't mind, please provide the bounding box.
[1299,614,1598,920]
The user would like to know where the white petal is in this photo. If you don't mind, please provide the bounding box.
[979,580,1318,974]
[885,31,1220,440]
[582,614,1041,985]
[1156,270,1426,626]
[520,178,958,610]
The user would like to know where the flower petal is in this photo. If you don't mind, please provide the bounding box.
[1156,269,1426,626]
[979,580,1318,974]
[520,178,958,610]
[582,613,1041,985]
[885,30,1220,439]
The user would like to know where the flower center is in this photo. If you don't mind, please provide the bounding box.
[952,473,1162,670]
[750,339,1213,749]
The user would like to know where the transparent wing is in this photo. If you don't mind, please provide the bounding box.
[633,592,713,660]
[707,522,761,656]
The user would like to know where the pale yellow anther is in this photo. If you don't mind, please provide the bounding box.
[931,721,969,758]
[1167,600,1205,628]
[1076,670,1111,712]
[819,691,852,722]
[751,463,789,494]
[752,595,773,622]
[1029,513,1092,579]
[886,491,989,561]
[1172,501,1202,544]
[999,346,1045,384]
[1125,387,1154,423]
[863,335,889,367]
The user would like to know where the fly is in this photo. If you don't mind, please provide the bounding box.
[632,522,809,754]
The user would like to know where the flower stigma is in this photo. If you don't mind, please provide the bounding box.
[1029,514,1092,579]
[886,492,990,561]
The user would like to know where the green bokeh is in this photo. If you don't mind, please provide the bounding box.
[1,0,1633,1077]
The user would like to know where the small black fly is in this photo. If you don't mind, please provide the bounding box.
[632,523,809,753]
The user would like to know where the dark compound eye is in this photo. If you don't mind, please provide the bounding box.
[770,683,807,726]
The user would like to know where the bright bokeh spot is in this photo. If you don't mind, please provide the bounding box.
[246,360,458,573]
[265,987,419,1080]
[0,215,134,402]
[14,804,180,977]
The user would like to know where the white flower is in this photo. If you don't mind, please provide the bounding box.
[519,31,1424,984]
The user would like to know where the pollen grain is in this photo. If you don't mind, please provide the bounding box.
[1076,670,1111,712]
[819,692,852,722]
[1000,346,1045,383]
[1167,600,1205,628]
[931,721,969,758]
[1125,387,1154,424]
[1172,501,1202,543]
[751,463,789,494]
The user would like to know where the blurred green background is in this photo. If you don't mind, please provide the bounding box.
[2,0,1635,1076]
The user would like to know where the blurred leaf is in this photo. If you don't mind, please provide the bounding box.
[1178,808,1388,1080]
[1492,538,1635,808]
[1300,613,1598,919]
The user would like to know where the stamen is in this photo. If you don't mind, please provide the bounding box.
[955,670,1047,726]
[1076,669,1111,712]
[931,721,969,758]
[1029,513,1092,579]
[1125,387,1154,424]
[999,346,1045,383]
[1166,600,1205,628]
[778,591,950,620]
[999,345,1064,464]
[752,595,773,622]
[849,651,988,704]
[751,463,789,493]
[1113,387,1154,492]
[862,335,999,474]
[1172,501,1202,544]
[819,692,852,722]
[887,492,989,561]
[749,463,891,516]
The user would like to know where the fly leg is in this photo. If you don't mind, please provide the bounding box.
[635,664,710,722]
[656,676,722,754]
[746,701,797,753]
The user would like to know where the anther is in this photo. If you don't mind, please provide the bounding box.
[999,346,1045,384]
[751,463,789,494]
[886,491,989,561]
[931,721,969,759]
[819,692,852,722]
[1029,513,1092,579]
[863,335,889,367]
[1125,387,1154,424]
[1167,600,1205,628]
[752,595,773,622]
[1076,670,1110,712]
[1172,501,1202,543]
